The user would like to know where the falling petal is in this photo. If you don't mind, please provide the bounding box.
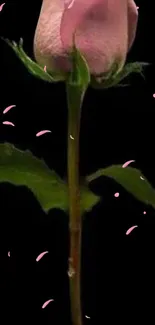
[114,192,119,198]
[36,251,49,262]
[143,211,146,215]
[70,135,74,140]
[126,225,138,235]
[153,94,155,98]
[3,105,16,114]
[140,176,145,180]
[36,130,52,137]
[85,315,91,319]
[42,299,54,309]
[3,121,15,127]
[8,251,10,257]
[0,3,5,12]
[122,160,135,168]
[44,65,47,72]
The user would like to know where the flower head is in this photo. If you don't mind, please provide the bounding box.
[33,0,138,76]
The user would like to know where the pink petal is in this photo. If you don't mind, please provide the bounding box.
[127,0,139,50]
[65,0,76,9]
[122,159,135,168]
[60,0,129,75]
[36,251,49,262]
[42,299,54,309]
[0,3,5,12]
[114,192,120,198]
[126,225,138,235]
[44,65,47,72]
[143,211,146,215]
[153,94,155,98]
[8,251,10,257]
[36,130,51,137]
[3,121,15,127]
[3,105,16,114]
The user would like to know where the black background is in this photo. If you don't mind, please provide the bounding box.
[0,0,155,324]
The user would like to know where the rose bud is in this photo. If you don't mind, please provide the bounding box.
[33,0,138,76]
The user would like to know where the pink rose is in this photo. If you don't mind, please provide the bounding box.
[33,0,138,76]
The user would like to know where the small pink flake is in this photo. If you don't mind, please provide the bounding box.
[42,299,54,309]
[44,66,47,72]
[143,211,146,215]
[153,94,155,98]
[122,160,135,168]
[136,6,139,10]
[114,192,119,198]
[36,251,49,262]
[3,105,16,114]
[36,130,51,137]
[8,251,10,257]
[0,3,5,12]
[3,121,15,127]
[126,225,138,235]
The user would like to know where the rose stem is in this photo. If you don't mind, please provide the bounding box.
[66,83,83,325]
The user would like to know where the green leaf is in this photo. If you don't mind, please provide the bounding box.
[0,143,98,213]
[2,37,67,82]
[0,143,69,212]
[81,185,100,212]
[91,61,150,89]
[86,165,155,209]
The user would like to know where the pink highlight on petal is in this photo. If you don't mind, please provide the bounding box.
[44,65,47,72]
[126,225,138,235]
[122,160,135,168]
[153,94,155,98]
[143,211,146,215]
[114,192,119,198]
[3,121,15,127]
[136,6,139,10]
[0,3,5,12]
[36,251,49,262]
[8,251,10,257]
[36,130,51,137]
[3,105,16,114]
[42,299,54,309]
[65,0,76,9]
